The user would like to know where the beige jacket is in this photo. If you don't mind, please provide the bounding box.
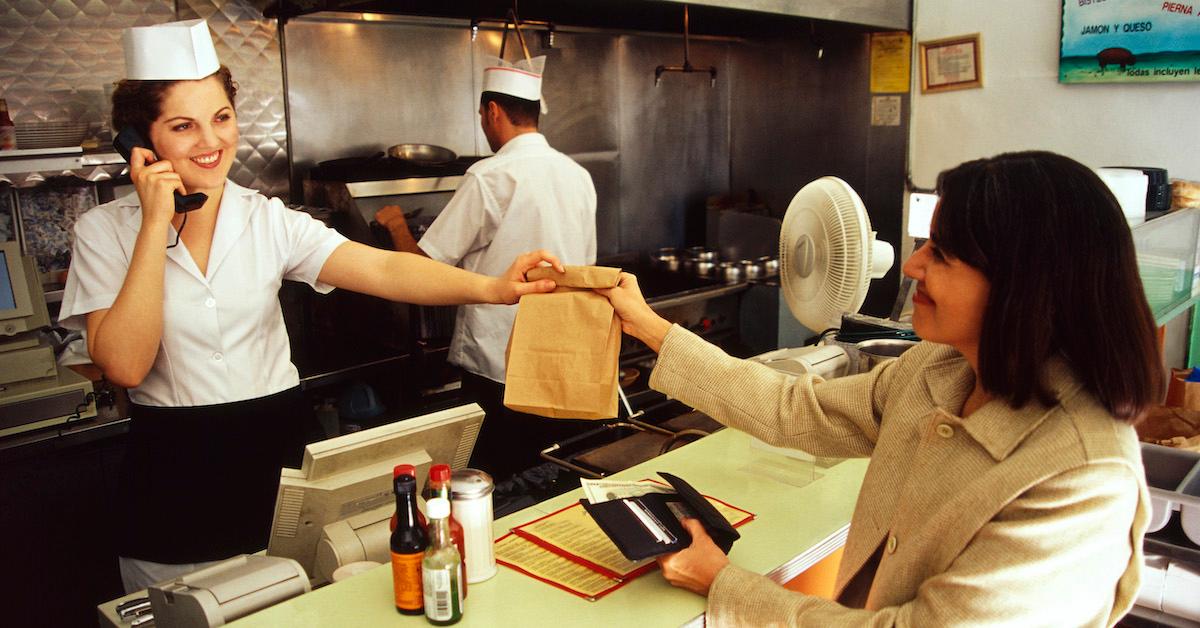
[650,327,1148,627]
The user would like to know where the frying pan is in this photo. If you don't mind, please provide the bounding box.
[386,143,458,166]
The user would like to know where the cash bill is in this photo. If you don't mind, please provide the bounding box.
[580,479,675,504]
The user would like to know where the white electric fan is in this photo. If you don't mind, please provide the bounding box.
[752,176,895,379]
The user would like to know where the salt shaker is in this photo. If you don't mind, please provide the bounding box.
[449,468,496,583]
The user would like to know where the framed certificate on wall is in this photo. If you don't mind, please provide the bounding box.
[918,34,982,93]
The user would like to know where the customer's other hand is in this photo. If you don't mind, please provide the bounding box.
[491,250,565,304]
[657,518,730,596]
[598,273,672,352]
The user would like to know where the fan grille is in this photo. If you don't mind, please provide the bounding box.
[780,177,872,331]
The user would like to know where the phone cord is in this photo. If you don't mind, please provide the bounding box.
[166,213,188,249]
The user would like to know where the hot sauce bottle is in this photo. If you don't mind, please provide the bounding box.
[422,497,463,625]
[426,464,467,597]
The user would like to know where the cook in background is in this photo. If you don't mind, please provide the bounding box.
[600,151,1161,626]
[58,20,562,594]
[376,56,598,481]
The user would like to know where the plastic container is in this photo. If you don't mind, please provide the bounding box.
[1131,209,1200,318]
[1142,443,1200,544]
[854,338,918,374]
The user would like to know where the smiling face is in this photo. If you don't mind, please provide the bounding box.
[146,74,237,194]
[902,216,991,363]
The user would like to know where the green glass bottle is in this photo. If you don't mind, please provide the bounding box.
[422,497,463,625]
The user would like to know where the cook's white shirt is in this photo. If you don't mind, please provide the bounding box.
[420,132,597,383]
[59,180,347,407]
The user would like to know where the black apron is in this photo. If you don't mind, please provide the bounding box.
[118,386,315,564]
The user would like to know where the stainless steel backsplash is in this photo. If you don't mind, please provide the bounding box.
[2,4,907,316]
[0,0,290,199]
[283,14,905,275]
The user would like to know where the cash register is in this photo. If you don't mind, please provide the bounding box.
[0,240,95,437]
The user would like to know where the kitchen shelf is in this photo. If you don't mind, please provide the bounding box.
[0,147,124,176]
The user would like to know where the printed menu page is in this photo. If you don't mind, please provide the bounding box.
[494,534,624,601]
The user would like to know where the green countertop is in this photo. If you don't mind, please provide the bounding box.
[98,428,867,627]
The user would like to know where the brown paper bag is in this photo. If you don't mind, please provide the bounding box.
[503,265,622,419]
[1166,368,1200,410]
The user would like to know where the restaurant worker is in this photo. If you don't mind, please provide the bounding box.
[58,20,564,593]
[601,151,1160,626]
[376,56,597,480]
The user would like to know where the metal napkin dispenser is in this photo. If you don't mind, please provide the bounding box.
[148,555,310,627]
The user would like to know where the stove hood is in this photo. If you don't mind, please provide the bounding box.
[259,0,910,33]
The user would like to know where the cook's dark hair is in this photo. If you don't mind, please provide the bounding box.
[480,91,540,127]
[932,150,1163,421]
[111,66,237,145]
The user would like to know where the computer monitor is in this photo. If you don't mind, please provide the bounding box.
[0,240,41,337]
[0,241,95,436]
[266,403,483,581]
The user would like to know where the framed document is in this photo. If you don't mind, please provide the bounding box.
[919,34,982,93]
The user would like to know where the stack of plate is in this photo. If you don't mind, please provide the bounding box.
[14,121,90,149]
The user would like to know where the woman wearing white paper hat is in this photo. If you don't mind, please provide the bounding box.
[58,20,563,592]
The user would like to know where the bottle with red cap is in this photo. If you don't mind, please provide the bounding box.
[389,465,427,615]
[391,464,426,532]
[425,464,467,598]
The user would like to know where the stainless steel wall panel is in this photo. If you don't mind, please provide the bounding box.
[179,0,290,198]
[285,18,479,184]
[729,30,906,318]
[0,0,174,124]
[1,0,290,199]
[728,39,830,217]
[283,16,903,266]
[572,154,620,258]
[616,35,730,253]
[659,0,910,30]
[530,32,620,155]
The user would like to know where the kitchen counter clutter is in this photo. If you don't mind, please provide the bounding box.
[98,429,870,627]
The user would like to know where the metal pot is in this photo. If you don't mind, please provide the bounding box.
[652,247,681,271]
[685,246,718,262]
[740,259,763,280]
[386,143,458,166]
[758,256,780,277]
[718,261,743,284]
[855,339,918,373]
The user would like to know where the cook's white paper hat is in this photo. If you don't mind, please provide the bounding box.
[123,19,220,81]
[482,56,549,114]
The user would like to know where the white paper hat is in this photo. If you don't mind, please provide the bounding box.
[123,19,220,81]
[482,56,549,114]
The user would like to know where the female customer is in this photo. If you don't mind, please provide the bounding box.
[602,151,1160,626]
[59,20,561,592]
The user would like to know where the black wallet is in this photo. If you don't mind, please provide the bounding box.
[580,472,740,562]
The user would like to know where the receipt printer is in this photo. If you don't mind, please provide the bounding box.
[148,555,310,627]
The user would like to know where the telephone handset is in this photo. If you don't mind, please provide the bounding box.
[113,126,207,213]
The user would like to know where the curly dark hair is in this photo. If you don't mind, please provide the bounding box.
[111,66,237,147]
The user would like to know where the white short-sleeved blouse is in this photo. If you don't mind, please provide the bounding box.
[59,180,347,407]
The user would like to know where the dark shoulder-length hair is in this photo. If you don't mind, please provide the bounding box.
[932,150,1163,421]
[111,66,238,144]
